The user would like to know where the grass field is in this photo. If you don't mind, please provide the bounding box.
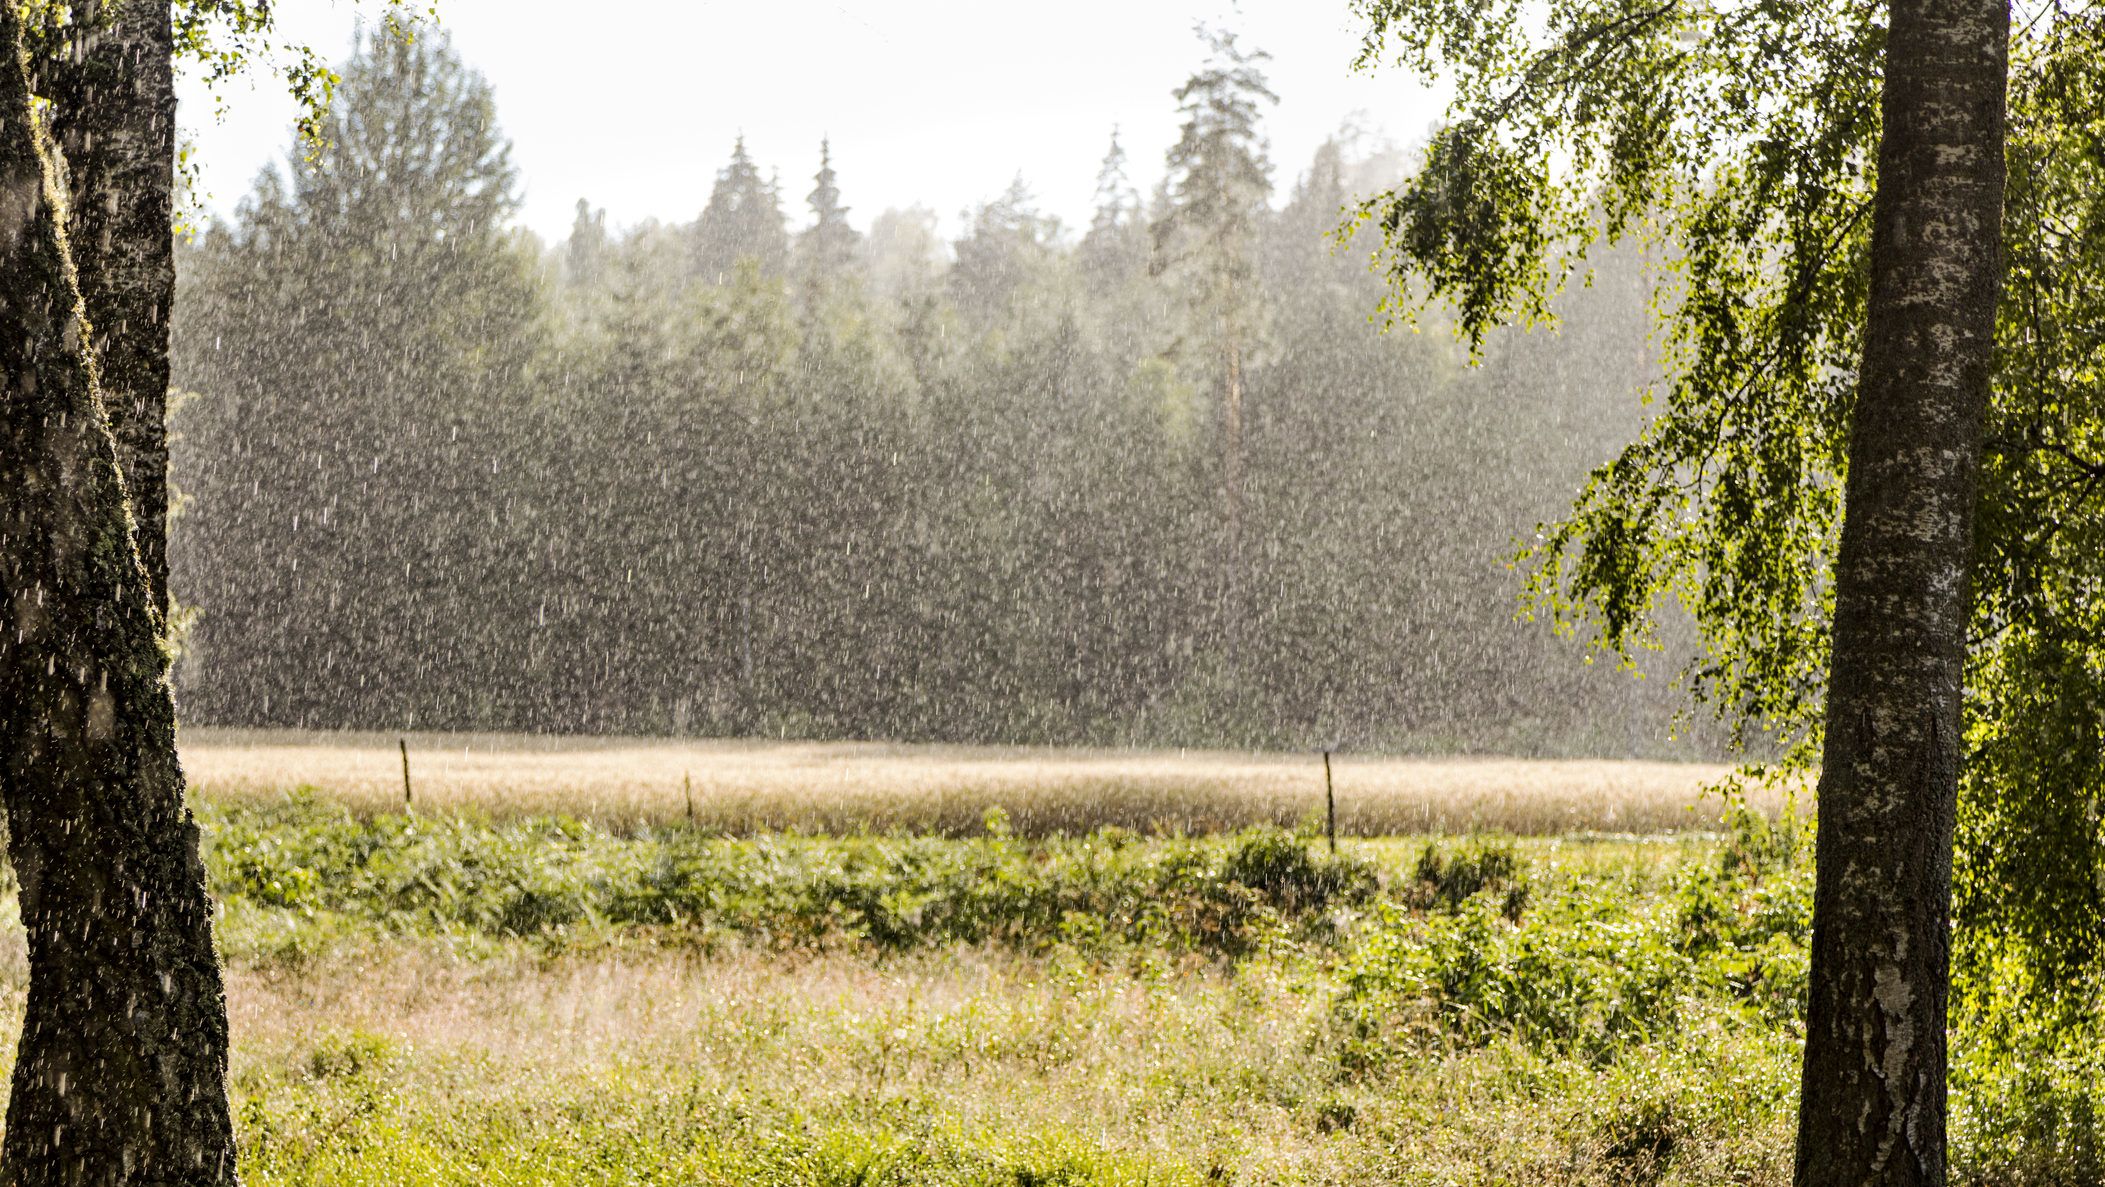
[2,744,2083,1183]
[180,728,1767,836]
[218,936,1796,1186]
[148,799,1822,1185]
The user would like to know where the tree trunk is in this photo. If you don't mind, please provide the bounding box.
[1222,324,1244,673]
[1794,0,2009,1179]
[0,4,239,1183]
[43,0,179,623]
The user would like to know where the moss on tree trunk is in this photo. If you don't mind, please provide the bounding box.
[44,0,179,621]
[0,5,238,1182]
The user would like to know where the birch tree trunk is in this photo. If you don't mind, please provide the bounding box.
[44,0,180,621]
[0,4,239,1181]
[1794,0,2010,1178]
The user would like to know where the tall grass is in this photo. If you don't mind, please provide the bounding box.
[1,802,2083,1184]
[182,728,1768,836]
[193,811,1812,1185]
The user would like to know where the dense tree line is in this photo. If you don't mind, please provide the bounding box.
[171,26,1702,755]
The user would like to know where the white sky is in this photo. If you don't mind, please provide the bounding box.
[176,0,1447,243]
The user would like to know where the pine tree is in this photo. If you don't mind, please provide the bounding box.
[565,198,610,288]
[1088,127,1139,239]
[694,136,788,281]
[172,24,542,729]
[1152,26,1277,673]
[1283,139,1345,237]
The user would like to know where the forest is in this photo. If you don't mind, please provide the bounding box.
[168,28,1693,754]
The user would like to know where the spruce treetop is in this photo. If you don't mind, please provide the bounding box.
[797,137,863,290]
[696,135,790,280]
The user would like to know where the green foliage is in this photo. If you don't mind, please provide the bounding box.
[1950,952,2105,1184]
[1351,0,2105,1035]
[1407,835,1527,913]
[1956,6,2105,993]
[203,798,1379,957]
[1334,812,1809,1065]
[1219,826,1374,913]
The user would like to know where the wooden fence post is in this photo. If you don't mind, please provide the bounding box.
[1323,749,1337,854]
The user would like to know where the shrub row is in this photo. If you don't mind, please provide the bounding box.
[204,796,1380,955]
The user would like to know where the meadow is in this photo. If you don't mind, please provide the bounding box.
[195,801,1812,1186]
[0,738,2085,1184]
[179,729,1760,836]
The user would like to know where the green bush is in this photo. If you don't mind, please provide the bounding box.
[201,801,1378,956]
[1951,954,2105,1184]
[1334,815,1812,1069]
[1407,836,1529,916]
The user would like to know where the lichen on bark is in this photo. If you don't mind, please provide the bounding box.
[0,3,238,1182]
[44,0,180,622]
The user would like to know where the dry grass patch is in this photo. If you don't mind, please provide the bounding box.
[213,941,1791,1186]
[181,728,1770,836]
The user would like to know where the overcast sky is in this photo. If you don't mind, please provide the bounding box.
[176,0,1446,243]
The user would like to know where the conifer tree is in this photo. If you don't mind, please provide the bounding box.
[565,198,610,288]
[694,135,788,281]
[797,138,863,299]
[1081,128,1147,289]
[1088,128,1140,239]
[173,24,541,728]
[951,175,1060,326]
[1152,27,1276,671]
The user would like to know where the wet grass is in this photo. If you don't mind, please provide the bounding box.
[217,942,1800,1187]
[181,728,1766,836]
[0,798,1811,1184]
[0,796,2086,1183]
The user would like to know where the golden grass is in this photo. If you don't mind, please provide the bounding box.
[179,727,1780,836]
[0,840,1798,1183]
[205,941,1787,1185]
[224,944,1328,1150]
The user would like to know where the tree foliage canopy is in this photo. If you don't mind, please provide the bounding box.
[1348,0,2105,1148]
